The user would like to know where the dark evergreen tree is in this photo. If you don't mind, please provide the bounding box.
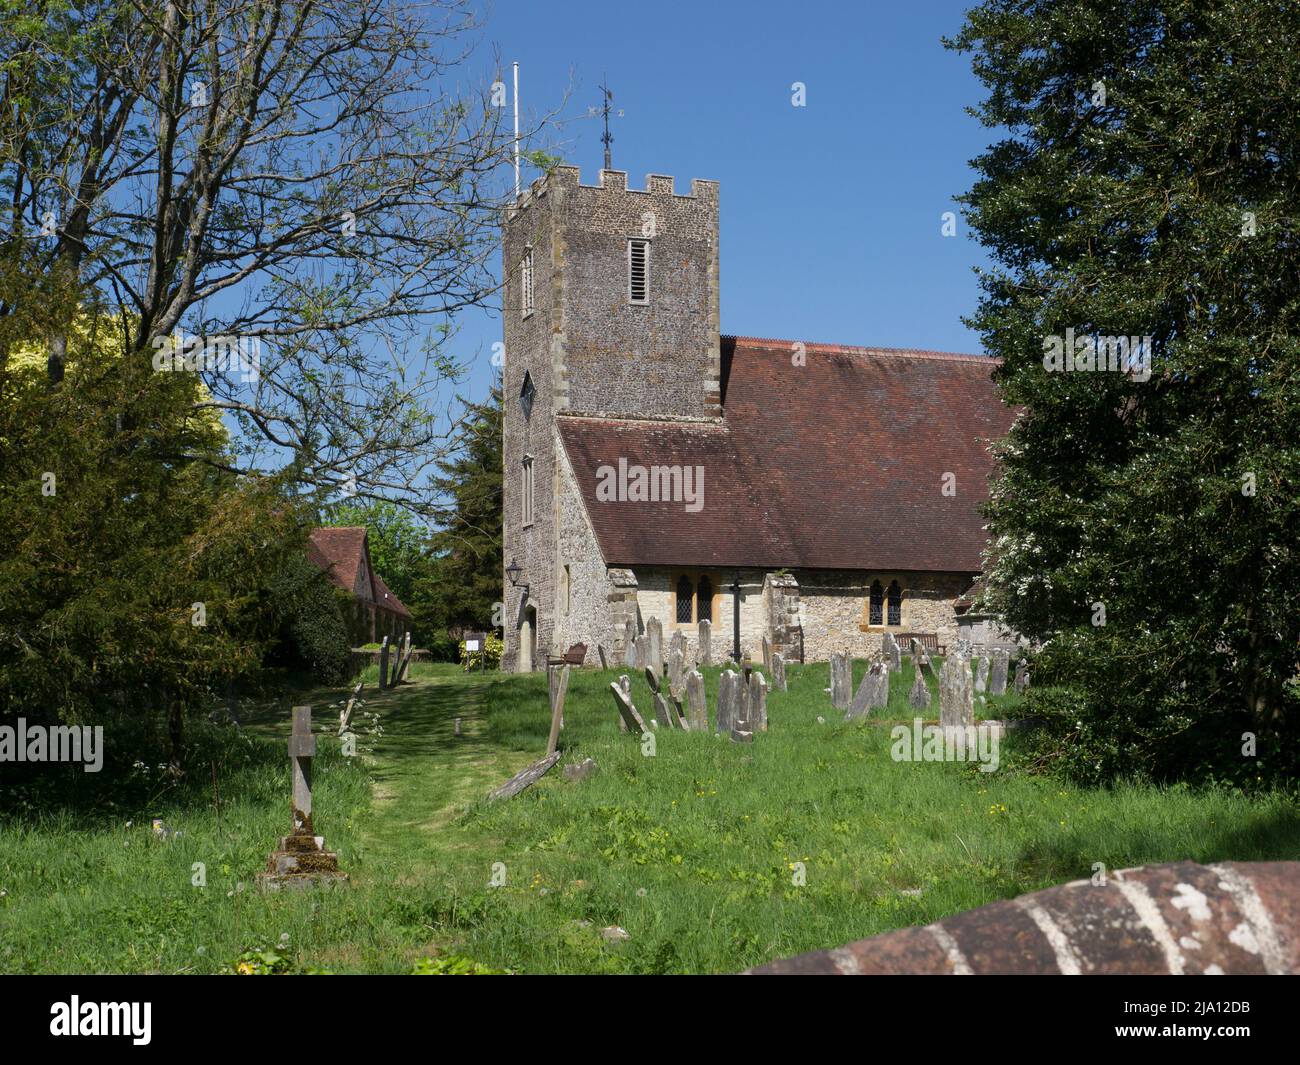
[948,0,1300,783]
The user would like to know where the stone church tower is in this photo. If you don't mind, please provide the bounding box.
[501,167,721,670]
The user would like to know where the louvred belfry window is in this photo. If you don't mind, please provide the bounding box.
[628,239,649,304]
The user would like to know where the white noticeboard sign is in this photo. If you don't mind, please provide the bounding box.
[466,639,481,651]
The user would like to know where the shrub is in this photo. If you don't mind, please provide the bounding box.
[459,632,503,670]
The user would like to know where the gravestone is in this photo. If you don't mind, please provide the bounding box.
[698,618,712,665]
[397,631,413,683]
[610,682,646,734]
[685,671,708,730]
[564,757,599,782]
[378,635,391,691]
[598,645,610,670]
[338,679,363,734]
[668,646,685,696]
[771,653,787,692]
[646,617,663,678]
[546,664,570,756]
[717,669,739,734]
[488,751,562,801]
[623,620,638,667]
[258,706,347,890]
[830,653,852,710]
[761,635,772,671]
[882,632,902,672]
[731,666,754,743]
[989,650,1009,696]
[644,666,660,694]
[909,669,931,710]
[670,629,687,664]
[1014,660,1030,695]
[846,661,889,720]
[634,635,650,673]
[974,655,990,695]
[939,653,975,730]
[749,671,768,732]
[652,691,677,730]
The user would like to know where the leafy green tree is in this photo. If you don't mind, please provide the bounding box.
[415,383,502,637]
[948,0,1300,783]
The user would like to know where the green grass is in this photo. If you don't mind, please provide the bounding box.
[1,659,1296,974]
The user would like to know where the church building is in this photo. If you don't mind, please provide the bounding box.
[500,165,1014,672]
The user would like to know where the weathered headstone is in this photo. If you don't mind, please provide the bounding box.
[397,631,413,683]
[546,664,570,756]
[646,617,663,678]
[909,669,931,710]
[487,751,562,801]
[378,635,390,691]
[652,691,677,730]
[989,649,1009,696]
[731,667,754,743]
[749,671,768,732]
[717,669,739,734]
[644,666,660,693]
[623,620,638,667]
[974,655,990,695]
[846,661,889,720]
[339,679,363,734]
[761,635,772,671]
[771,653,787,692]
[668,646,685,696]
[258,706,347,890]
[598,644,610,670]
[939,653,975,730]
[670,629,686,663]
[698,618,712,665]
[685,670,708,730]
[882,632,902,673]
[634,635,649,672]
[610,681,646,734]
[1014,659,1030,695]
[830,653,852,710]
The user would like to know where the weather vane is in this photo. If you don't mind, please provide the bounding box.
[587,75,624,171]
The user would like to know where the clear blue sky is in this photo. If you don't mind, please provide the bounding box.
[451,0,996,404]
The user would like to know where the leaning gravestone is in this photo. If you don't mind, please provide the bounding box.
[717,669,739,734]
[698,618,712,665]
[989,649,1009,696]
[882,632,902,673]
[616,674,632,731]
[909,669,931,710]
[488,750,562,801]
[258,706,347,890]
[771,653,787,692]
[646,617,663,678]
[652,691,677,730]
[598,645,610,670]
[610,682,646,734]
[644,666,660,693]
[685,671,708,730]
[830,653,852,710]
[846,661,888,720]
[749,671,768,733]
[623,620,638,667]
[939,653,975,730]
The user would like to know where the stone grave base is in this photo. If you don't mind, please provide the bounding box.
[257,831,349,891]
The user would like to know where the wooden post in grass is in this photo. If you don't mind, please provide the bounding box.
[546,665,571,756]
[339,679,364,733]
[378,635,390,690]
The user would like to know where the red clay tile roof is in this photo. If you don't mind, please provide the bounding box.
[557,336,1016,572]
[308,526,411,616]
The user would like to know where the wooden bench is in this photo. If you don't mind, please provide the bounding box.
[896,632,946,657]
[546,643,588,669]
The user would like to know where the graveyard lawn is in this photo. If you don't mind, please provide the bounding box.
[2,660,1297,974]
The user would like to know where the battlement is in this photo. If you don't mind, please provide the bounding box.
[513,166,718,213]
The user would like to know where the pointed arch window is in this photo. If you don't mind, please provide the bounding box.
[676,575,694,624]
[519,371,535,420]
[887,580,902,626]
[869,580,884,626]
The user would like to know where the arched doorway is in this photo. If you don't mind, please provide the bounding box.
[518,605,538,672]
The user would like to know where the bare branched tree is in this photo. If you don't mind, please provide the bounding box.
[3,0,544,512]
